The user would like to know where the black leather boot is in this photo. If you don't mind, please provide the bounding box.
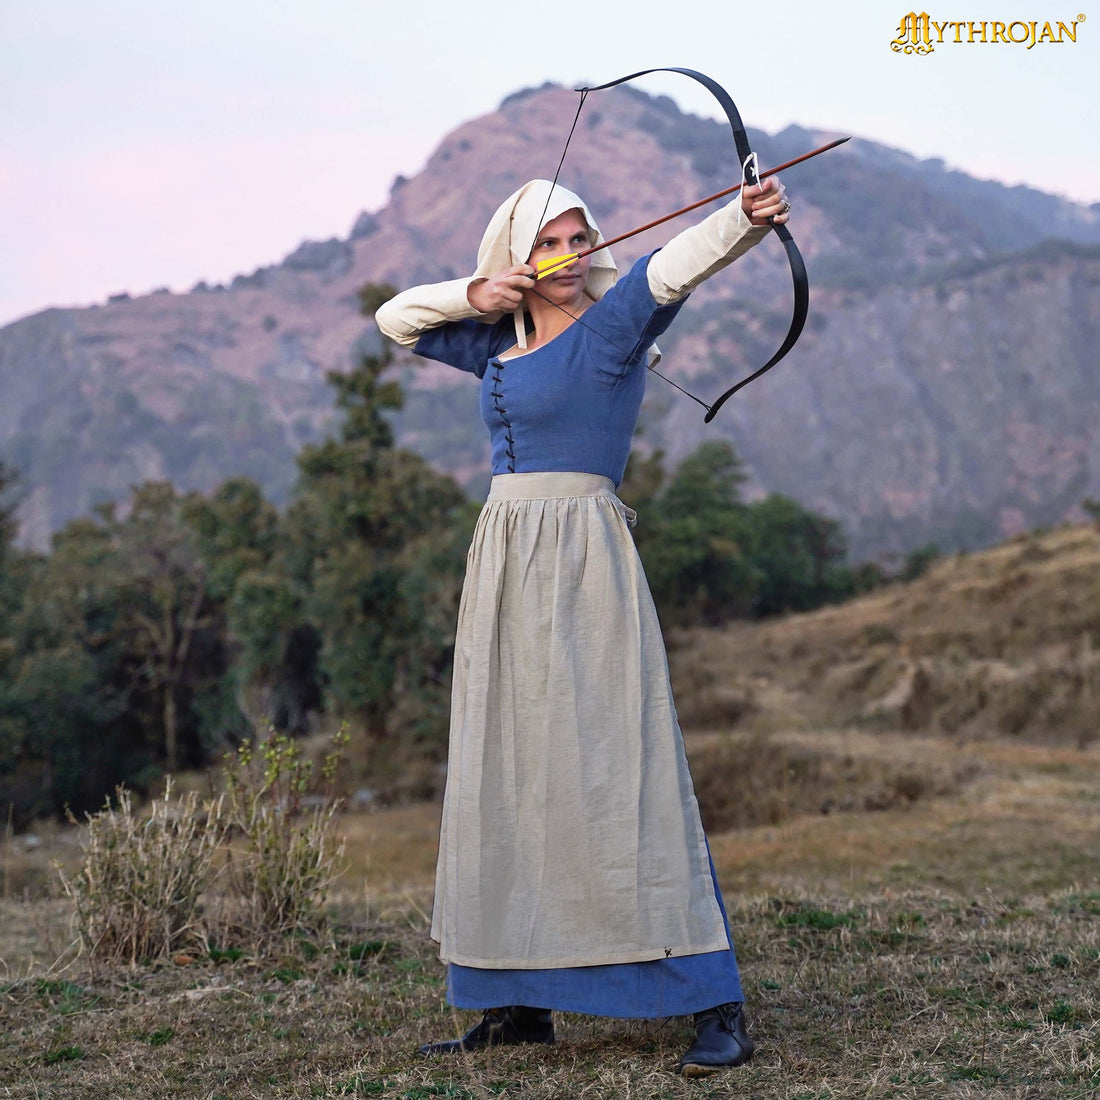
[418,1005,555,1056]
[677,1001,754,1077]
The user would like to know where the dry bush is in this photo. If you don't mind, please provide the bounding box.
[55,730,348,962]
[213,730,348,943]
[57,780,223,964]
[675,680,758,730]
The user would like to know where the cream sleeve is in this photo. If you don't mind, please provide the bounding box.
[374,277,495,348]
[646,201,771,306]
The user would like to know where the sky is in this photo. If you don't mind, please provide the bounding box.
[2,0,1098,329]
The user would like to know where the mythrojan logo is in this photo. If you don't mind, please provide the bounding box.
[891,11,1084,53]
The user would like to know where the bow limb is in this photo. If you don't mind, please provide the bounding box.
[579,68,810,421]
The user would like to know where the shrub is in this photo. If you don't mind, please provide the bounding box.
[57,728,348,961]
[216,729,348,941]
[58,780,223,964]
[900,542,942,582]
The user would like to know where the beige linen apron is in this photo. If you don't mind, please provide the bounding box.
[431,472,728,969]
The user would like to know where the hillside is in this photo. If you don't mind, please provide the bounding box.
[671,520,1100,746]
[2,84,1099,556]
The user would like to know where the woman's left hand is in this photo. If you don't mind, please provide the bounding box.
[741,176,790,227]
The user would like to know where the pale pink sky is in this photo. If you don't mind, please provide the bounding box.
[3,0,1097,329]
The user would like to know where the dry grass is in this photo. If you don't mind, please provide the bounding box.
[2,885,1097,1099]
[669,522,1100,747]
[706,734,1100,898]
[3,729,1098,1099]
[688,727,982,833]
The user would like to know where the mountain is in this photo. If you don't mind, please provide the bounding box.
[2,83,1098,557]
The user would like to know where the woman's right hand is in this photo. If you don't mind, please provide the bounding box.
[467,265,535,313]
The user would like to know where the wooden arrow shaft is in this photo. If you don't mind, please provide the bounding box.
[535,136,849,279]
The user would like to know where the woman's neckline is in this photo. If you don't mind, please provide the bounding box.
[497,298,595,361]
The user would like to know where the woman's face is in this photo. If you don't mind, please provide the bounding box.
[526,208,593,304]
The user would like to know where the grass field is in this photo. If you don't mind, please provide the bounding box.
[3,524,1099,1098]
[2,887,1097,1099]
[3,728,1097,1100]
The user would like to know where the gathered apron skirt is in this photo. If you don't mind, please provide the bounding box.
[432,472,730,972]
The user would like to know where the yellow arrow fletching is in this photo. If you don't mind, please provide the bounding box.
[535,253,579,280]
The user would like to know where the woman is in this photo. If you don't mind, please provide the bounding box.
[375,171,790,1077]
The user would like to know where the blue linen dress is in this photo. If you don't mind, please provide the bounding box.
[412,254,744,1017]
[415,255,673,485]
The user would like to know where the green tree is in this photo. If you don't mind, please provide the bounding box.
[628,442,758,627]
[899,542,941,582]
[743,493,851,616]
[0,461,18,561]
[183,478,279,604]
[226,570,320,735]
[0,462,28,638]
[116,483,223,772]
[2,516,136,820]
[289,286,474,746]
[181,478,316,733]
[1,481,239,823]
[624,443,867,626]
[618,447,667,513]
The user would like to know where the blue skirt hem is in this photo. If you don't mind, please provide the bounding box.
[446,853,742,1018]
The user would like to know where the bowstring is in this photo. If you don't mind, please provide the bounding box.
[528,89,587,259]
[527,86,713,413]
[526,282,711,412]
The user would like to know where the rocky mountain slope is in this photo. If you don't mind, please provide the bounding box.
[2,84,1098,556]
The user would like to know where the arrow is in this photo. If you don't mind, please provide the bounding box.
[535,135,849,279]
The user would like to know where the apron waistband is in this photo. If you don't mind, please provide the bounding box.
[485,473,636,526]
[487,472,616,501]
